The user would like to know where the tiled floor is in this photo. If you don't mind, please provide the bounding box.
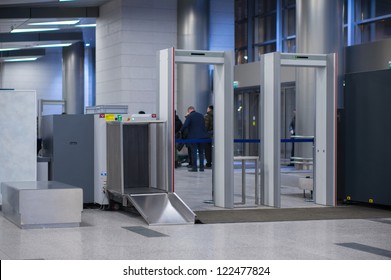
[0,165,390,260]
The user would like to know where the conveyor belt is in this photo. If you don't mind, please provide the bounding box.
[126,192,195,225]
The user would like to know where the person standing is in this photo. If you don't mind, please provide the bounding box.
[174,111,183,168]
[204,105,213,168]
[180,106,209,172]
[289,110,296,166]
[182,112,193,168]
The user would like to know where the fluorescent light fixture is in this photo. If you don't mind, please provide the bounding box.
[29,20,80,26]
[33,43,72,48]
[4,57,39,62]
[76,24,96,28]
[59,0,76,2]
[85,43,91,47]
[11,28,59,33]
[0,47,21,52]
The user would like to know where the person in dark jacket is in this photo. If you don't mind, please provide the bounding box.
[204,105,213,168]
[174,111,183,168]
[289,110,296,166]
[180,106,209,172]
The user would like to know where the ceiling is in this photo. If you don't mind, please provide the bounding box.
[0,0,110,61]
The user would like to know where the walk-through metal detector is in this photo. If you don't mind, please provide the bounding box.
[159,48,235,208]
[260,52,336,207]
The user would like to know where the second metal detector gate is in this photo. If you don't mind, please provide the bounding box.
[260,52,337,207]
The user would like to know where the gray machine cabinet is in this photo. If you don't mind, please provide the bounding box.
[41,114,94,203]
[344,69,391,206]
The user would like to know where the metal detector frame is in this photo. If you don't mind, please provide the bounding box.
[159,48,235,208]
[260,52,337,207]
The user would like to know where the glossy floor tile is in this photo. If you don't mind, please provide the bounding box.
[0,165,390,260]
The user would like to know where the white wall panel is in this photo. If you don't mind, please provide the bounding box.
[0,50,62,101]
[0,90,37,204]
[96,0,177,113]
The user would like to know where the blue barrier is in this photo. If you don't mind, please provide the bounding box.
[176,139,212,143]
[234,139,259,143]
[175,138,314,143]
[280,138,314,143]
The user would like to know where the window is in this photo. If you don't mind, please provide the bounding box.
[253,0,276,60]
[234,0,391,63]
[235,0,249,64]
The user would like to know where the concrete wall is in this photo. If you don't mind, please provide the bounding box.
[96,0,234,116]
[96,0,177,115]
[0,91,37,205]
[0,49,62,101]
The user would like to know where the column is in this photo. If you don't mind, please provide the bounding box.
[177,0,210,118]
[295,0,343,158]
[62,41,85,114]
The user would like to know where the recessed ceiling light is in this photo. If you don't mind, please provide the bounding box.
[11,28,60,33]
[0,48,21,52]
[29,20,80,26]
[76,24,96,28]
[4,57,39,62]
[33,43,73,48]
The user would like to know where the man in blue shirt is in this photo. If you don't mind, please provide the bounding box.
[181,106,209,172]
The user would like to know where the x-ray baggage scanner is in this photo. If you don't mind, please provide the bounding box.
[106,117,195,225]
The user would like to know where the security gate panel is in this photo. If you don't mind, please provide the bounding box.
[261,52,336,207]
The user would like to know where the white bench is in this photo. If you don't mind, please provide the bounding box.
[1,181,83,229]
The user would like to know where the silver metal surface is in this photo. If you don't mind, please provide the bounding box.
[158,48,174,193]
[175,50,225,58]
[62,41,85,114]
[37,160,49,181]
[212,51,235,208]
[175,50,225,64]
[296,0,343,158]
[151,122,167,192]
[234,156,260,205]
[106,122,123,194]
[85,105,128,114]
[260,52,336,207]
[176,0,210,119]
[1,181,82,229]
[160,48,235,209]
[260,52,282,207]
[127,193,195,225]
